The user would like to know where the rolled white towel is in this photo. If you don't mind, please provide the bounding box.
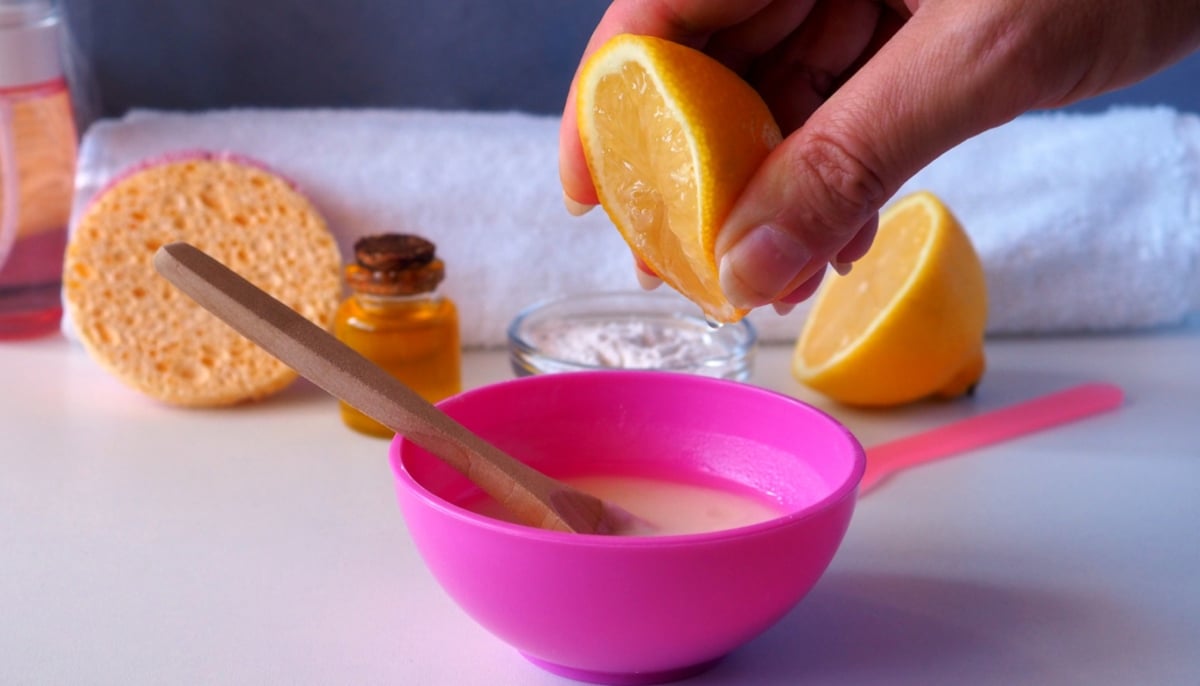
[68,108,640,348]
[896,106,1200,334]
[67,106,1200,347]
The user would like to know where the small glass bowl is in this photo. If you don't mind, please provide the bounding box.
[507,291,756,381]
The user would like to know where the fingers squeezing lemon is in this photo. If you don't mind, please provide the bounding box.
[575,33,782,323]
[575,35,987,407]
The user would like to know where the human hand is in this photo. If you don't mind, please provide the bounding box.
[559,0,1200,313]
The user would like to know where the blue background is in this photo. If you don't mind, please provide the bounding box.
[62,0,1198,119]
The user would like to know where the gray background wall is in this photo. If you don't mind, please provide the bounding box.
[61,0,1199,121]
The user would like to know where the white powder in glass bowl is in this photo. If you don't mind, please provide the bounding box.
[508,292,756,380]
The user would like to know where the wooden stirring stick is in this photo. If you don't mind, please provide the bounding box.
[154,242,613,535]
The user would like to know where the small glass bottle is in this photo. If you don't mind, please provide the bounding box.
[335,233,462,438]
[0,0,78,338]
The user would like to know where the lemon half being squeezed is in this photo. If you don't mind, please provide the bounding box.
[576,33,782,323]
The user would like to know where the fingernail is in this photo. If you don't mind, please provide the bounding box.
[772,301,797,316]
[831,260,853,276]
[634,266,663,291]
[718,224,811,309]
[564,193,596,217]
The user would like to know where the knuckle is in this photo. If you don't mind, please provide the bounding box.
[788,132,887,234]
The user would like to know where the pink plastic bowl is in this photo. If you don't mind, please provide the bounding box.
[388,371,864,685]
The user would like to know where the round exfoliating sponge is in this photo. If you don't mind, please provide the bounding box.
[64,152,342,407]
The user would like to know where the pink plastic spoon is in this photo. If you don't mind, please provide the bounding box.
[861,382,1125,495]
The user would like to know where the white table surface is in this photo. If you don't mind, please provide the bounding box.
[3,323,1198,686]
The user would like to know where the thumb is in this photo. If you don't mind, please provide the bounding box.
[716,8,1037,309]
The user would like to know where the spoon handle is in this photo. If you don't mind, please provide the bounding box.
[154,242,603,533]
[860,382,1125,495]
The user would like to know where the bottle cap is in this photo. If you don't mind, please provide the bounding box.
[0,0,64,89]
[353,234,436,272]
[347,233,445,295]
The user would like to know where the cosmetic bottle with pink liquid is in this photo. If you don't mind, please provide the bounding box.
[0,0,77,339]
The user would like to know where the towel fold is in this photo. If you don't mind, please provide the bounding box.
[68,106,1200,347]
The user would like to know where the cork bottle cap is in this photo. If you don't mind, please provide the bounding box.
[346,233,444,295]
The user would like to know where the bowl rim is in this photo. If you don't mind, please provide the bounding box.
[388,371,865,547]
[506,290,758,374]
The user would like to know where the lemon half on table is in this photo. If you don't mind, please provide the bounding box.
[576,33,782,324]
[793,191,989,407]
